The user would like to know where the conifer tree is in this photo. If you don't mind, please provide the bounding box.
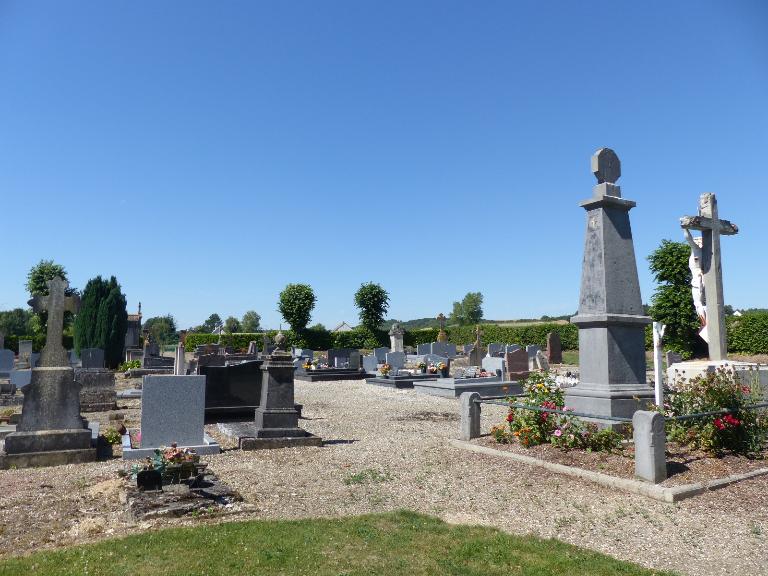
[74,276,128,368]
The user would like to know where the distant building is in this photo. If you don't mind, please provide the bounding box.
[332,321,355,333]
[125,302,143,351]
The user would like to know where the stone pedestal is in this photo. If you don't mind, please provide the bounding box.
[565,149,653,424]
[225,343,321,450]
[3,367,94,467]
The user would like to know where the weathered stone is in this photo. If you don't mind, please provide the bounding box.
[459,392,481,440]
[75,368,117,412]
[385,351,406,370]
[81,348,105,369]
[388,323,404,353]
[665,350,683,367]
[633,411,667,483]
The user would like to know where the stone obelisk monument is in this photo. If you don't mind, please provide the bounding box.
[2,278,96,468]
[565,149,653,422]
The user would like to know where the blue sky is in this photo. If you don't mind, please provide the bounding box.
[0,1,766,329]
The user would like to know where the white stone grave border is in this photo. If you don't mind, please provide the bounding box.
[449,439,768,503]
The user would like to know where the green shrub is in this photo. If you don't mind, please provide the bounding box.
[727,312,768,355]
[3,334,74,354]
[660,365,767,456]
[118,360,141,372]
[102,427,122,445]
[405,323,578,349]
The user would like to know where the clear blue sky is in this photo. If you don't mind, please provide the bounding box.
[1,1,766,330]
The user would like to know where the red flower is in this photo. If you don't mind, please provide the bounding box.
[724,414,741,427]
[713,418,725,430]
[506,413,514,423]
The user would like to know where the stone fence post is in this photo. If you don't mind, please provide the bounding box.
[459,392,481,440]
[633,410,667,483]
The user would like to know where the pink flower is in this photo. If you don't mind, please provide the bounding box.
[553,429,562,437]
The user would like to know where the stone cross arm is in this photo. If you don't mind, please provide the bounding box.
[28,292,80,314]
[680,215,738,235]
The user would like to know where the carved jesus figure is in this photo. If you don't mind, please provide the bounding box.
[684,229,708,342]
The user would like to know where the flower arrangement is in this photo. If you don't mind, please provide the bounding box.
[436,362,447,370]
[416,362,427,371]
[303,361,313,371]
[491,371,623,452]
[427,363,438,374]
[659,365,767,456]
[380,363,392,376]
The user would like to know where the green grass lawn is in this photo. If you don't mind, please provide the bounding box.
[561,350,579,365]
[0,511,676,576]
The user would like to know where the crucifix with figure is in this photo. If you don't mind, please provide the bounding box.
[680,193,738,361]
[28,277,80,368]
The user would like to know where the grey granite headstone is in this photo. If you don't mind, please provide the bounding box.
[423,353,449,366]
[362,354,379,373]
[488,343,504,357]
[373,347,388,363]
[81,348,105,369]
[0,349,13,377]
[482,356,505,378]
[417,343,431,355]
[463,344,474,354]
[565,148,654,421]
[431,342,456,358]
[665,350,683,367]
[633,410,667,483]
[30,352,40,368]
[140,375,207,448]
[68,349,80,367]
[18,340,33,368]
[385,351,406,370]
[505,344,521,353]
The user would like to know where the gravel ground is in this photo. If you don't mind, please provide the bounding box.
[1,378,767,575]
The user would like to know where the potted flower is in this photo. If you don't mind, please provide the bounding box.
[416,362,427,374]
[427,363,438,374]
[437,361,449,377]
[380,363,392,377]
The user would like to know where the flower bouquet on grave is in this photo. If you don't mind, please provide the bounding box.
[380,363,392,377]
[416,362,427,374]
[303,361,312,371]
[427,363,438,374]
[437,362,449,377]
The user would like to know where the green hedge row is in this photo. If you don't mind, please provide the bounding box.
[3,334,74,354]
[182,314,768,355]
[404,323,578,349]
[727,313,768,355]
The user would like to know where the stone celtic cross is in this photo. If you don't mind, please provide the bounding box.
[474,324,483,346]
[28,277,80,367]
[680,193,738,361]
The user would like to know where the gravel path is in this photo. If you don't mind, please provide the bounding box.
[1,379,767,575]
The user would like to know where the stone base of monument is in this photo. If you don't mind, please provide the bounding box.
[668,360,768,395]
[75,368,117,412]
[0,447,97,469]
[295,369,372,382]
[121,432,221,460]
[216,421,322,450]
[565,384,655,430]
[413,377,522,398]
[365,373,440,389]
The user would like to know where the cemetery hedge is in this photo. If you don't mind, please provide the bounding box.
[183,313,768,355]
[3,334,73,354]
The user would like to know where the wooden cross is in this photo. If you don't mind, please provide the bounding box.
[28,277,80,367]
[680,193,738,361]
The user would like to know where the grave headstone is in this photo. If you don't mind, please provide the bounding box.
[504,348,530,380]
[488,343,504,357]
[373,347,389,363]
[525,345,540,370]
[362,354,379,374]
[416,343,431,355]
[385,351,406,370]
[75,368,117,412]
[546,332,562,364]
[0,349,14,378]
[665,350,683,367]
[68,349,80,368]
[3,278,94,465]
[388,323,405,353]
[505,344,521,353]
[123,374,218,459]
[462,344,474,354]
[17,340,33,369]
[482,356,505,378]
[247,341,258,355]
[81,348,105,369]
[565,148,654,421]
[535,350,550,371]
[431,342,456,358]
[0,332,4,349]
[200,360,263,417]
[174,343,186,376]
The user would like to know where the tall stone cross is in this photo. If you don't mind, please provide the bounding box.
[436,313,448,342]
[28,277,80,367]
[680,193,738,361]
[474,324,483,347]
